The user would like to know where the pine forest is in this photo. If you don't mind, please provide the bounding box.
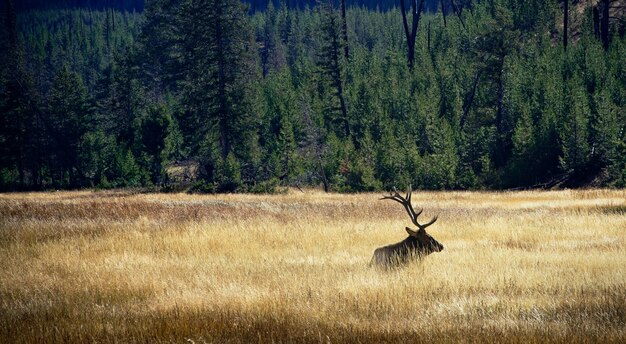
[1,0,625,193]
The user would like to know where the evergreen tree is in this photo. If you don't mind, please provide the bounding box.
[177,0,260,190]
[509,108,537,186]
[48,65,92,187]
[0,0,45,189]
[259,1,287,77]
[420,115,459,189]
[78,130,116,187]
[137,0,181,98]
[4,2,626,191]
[140,104,173,184]
[317,0,350,139]
[559,76,591,178]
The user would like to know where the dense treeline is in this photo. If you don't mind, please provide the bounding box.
[1,0,625,192]
[16,0,145,12]
[15,0,449,12]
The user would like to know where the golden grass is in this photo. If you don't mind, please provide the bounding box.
[0,189,625,343]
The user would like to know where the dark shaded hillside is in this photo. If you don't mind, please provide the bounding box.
[246,0,445,11]
[16,0,144,11]
[15,0,448,12]
[2,1,625,192]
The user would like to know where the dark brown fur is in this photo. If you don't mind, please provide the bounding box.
[371,227,443,267]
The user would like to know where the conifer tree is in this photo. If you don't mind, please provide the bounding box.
[0,0,44,189]
[178,0,260,189]
[260,2,286,77]
[559,77,591,177]
[5,1,626,191]
[137,0,181,98]
[317,0,350,138]
[48,65,92,187]
[140,104,173,184]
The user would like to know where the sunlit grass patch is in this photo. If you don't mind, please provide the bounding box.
[0,189,625,343]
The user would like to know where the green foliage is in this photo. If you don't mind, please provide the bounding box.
[343,155,382,192]
[187,180,217,194]
[612,138,626,188]
[48,65,93,187]
[419,116,459,189]
[508,109,537,185]
[217,152,243,193]
[139,104,172,183]
[559,76,591,175]
[317,1,350,139]
[78,130,116,187]
[111,149,144,188]
[3,3,626,192]
[248,177,281,194]
[178,0,260,163]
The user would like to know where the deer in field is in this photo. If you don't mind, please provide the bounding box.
[371,186,443,267]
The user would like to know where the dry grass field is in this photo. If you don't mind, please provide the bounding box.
[0,189,625,343]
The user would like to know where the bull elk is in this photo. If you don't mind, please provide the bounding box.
[371,186,443,267]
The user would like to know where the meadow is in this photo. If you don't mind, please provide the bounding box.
[0,189,625,343]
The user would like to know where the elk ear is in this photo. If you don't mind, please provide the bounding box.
[405,227,417,236]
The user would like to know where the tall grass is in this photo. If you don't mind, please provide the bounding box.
[0,189,625,343]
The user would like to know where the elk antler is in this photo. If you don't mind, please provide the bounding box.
[380,185,438,230]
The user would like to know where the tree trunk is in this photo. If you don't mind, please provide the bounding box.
[400,0,425,69]
[400,0,412,67]
[461,70,481,130]
[601,0,610,50]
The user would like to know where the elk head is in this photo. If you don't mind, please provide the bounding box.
[371,186,443,267]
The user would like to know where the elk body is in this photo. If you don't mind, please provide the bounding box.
[371,186,443,267]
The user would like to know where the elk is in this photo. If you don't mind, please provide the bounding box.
[371,186,443,267]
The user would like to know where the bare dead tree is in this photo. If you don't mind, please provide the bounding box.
[400,0,468,67]
[593,0,625,50]
[399,0,425,69]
